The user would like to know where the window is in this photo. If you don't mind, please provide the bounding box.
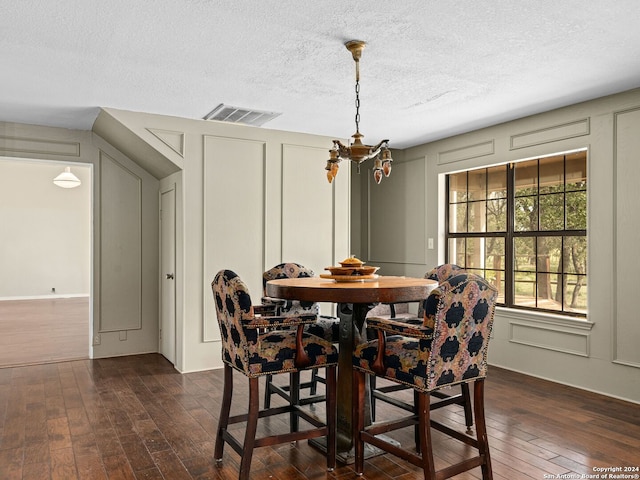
[446,150,587,316]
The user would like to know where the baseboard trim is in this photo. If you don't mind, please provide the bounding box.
[0,294,90,301]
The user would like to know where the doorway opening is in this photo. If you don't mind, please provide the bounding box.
[0,157,92,367]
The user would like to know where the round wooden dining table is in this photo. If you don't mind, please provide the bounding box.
[266,275,437,463]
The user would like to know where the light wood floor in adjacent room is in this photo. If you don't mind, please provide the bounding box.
[0,354,638,479]
[0,297,89,368]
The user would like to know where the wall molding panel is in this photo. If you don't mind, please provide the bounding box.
[368,157,426,265]
[281,144,336,266]
[501,308,593,358]
[612,106,640,368]
[510,118,590,150]
[509,320,591,357]
[509,321,589,357]
[202,135,266,342]
[0,135,80,157]
[99,152,142,333]
[437,140,495,165]
[146,128,185,157]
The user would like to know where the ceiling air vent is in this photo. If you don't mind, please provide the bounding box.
[203,104,281,127]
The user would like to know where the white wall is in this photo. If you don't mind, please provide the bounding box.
[0,159,91,299]
[356,87,640,403]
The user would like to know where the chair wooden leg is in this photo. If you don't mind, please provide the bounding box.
[461,382,474,433]
[264,374,273,408]
[239,377,260,480]
[353,369,366,476]
[417,392,437,480]
[214,364,233,464]
[414,390,421,453]
[369,374,377,422]
[290,372,300,432]
[473,379,493,479]
[326,365,337,471]
[310,368,319,395]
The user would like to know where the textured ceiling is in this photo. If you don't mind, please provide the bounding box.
[2,1,640,148]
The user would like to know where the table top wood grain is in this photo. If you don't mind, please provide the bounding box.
[266,275,437,304]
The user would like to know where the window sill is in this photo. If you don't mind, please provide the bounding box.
[496,306,594,330]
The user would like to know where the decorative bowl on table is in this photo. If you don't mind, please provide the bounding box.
[339,256,365,268]
[325,265,380,276]
[320,256,380,282]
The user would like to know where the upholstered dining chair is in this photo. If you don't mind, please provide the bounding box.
[369,264,474,434]
[262,263,340,408]
[421,264,474,431]
[353,272,497,479]
[212,270,338,479]
[365,299,420,424]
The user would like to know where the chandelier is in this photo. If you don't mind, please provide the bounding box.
[326,40,392,185]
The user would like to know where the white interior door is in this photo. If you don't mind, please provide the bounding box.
[160,187,176,364]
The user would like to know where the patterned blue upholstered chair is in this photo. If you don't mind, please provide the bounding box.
[212,270,337,480]
[369,264,473,434]
[262,263,340,342]
[262,263,340,408]
[353,272,497,479]
[418,263,465,318]
[422,264,475,432]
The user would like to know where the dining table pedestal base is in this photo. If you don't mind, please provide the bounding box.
[264,276,437,465]
[309,434,401,465]
[318,302,400,464]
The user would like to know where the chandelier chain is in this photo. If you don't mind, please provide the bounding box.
[325,40,392,185]
[354,79,360,134]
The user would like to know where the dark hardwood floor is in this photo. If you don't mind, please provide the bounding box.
[0,354,638,479]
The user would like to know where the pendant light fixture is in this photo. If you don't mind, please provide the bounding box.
[325,40,392,184]
[53,166,81,189]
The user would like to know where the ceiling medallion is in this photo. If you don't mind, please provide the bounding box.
[326,40,392,185]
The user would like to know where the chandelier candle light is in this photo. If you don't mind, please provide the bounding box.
[325,40,393,185]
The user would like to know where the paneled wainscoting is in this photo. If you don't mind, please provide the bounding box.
[0,354,638,479]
